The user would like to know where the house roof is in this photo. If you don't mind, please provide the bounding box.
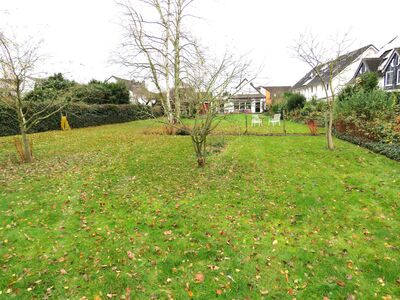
[363,57,382,73]
[260,86,291,94]
[293,45,374,89]
[229,93,265,101]
[106,75,145,91]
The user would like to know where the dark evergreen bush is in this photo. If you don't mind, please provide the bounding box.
[0,102,153,136]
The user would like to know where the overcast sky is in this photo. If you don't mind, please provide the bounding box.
[1,0,399,86]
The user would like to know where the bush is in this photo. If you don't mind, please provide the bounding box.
[337,72,379,102]
[335,132,400,162]
[24,73,77,102]
[71,81,130,105]
[334,89,399,143]
[271,102,284,114]
[285,93,306,112]
[24,74,130,105]
[286,97,327,126]
[0,102,152,136]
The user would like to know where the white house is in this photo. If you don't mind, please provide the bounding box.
[223,79,266,113]
[105,76,155,105]
[292,45,378,100]
[223,79,290,114]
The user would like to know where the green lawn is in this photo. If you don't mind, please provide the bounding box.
[182,114,325,135]
[0,118,399,299]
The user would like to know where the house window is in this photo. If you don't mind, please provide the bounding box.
[397,69,400,85]
[386,71,394,86]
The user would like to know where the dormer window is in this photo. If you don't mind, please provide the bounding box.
[385,70,394,86]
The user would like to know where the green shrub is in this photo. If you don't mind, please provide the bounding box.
[285,93,306,112]
[271,103,284,114]
[335,132,400,161]
[337,72,379,102]
[71,80,130,105]
[286,97,327,126]
[335,87,399,144]
[24,73,76,102]
[335,89,395,123]
[24,73,130,105]
[0,102,152,136]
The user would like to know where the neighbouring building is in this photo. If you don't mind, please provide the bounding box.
[258,86,291,105]
[382,48,400,91]
[353,36,400,91]
[292,44,378,100]
[106,75,155,105]
[223,79,290,114]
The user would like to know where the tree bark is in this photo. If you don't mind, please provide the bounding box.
[173,18,181,121]
[326,103,335,150]
[21,127,32,163]
[16,102,33,163]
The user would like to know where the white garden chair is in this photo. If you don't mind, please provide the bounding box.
[251,114,262,127]
[269,114,281,126]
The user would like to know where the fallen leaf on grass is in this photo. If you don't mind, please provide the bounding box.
[127,251,135,260]
[216,289,223,295]
[336,280,346,287]
[194,272,205,283]
[164,230,172,236]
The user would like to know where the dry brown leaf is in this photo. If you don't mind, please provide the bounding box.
[127,251,135,260]
[336,280,346,287]
[194,272,205,283]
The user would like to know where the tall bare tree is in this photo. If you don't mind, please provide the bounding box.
[117,0,196,123]
[292,32,352,150]
[0,32,68,163]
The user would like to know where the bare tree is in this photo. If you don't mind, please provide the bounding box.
[0,32,68,163]
[117,0,196,123]
[292,32,352,150]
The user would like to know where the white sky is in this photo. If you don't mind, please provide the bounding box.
[1,0,399,86]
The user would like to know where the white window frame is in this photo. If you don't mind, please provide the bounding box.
[385,70,394,86]
[397,69,400,85]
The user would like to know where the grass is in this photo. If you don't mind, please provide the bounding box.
[0,117,399,299]
[177,114,325,135]
[182,114,325,135]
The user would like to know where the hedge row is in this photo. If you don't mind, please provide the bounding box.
[335,132,400,162]
[0,102,154,136]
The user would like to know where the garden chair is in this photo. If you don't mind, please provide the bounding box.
[251,114,262,127]
[269,114,281,126]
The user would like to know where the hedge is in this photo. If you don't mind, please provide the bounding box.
[0,102,154,137]
[335,132,400,162]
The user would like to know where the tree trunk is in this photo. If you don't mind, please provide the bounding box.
[174,33,181,121]
[20,127,32,163]
[326,106,335,150]
[17,104,33,163]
